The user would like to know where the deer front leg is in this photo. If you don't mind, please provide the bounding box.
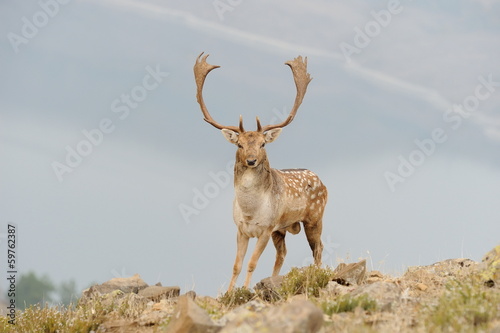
[228,230,249,292]
[243,231,272,288]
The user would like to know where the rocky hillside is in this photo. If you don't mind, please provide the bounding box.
[1,246,499,332]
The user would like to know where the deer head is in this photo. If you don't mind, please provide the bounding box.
[193,52,312,170]
[220,129,280,168]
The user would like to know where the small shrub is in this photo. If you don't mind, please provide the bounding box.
[278,265,334,298]
[219,287,255,307]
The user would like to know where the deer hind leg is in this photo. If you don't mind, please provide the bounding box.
[243,231,271,289]
[271,230,287,276]
[303,220,324,266]
[228,230,249,292]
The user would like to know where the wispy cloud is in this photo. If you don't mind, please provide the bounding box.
[94,0,343,59]
[95,0,500,141]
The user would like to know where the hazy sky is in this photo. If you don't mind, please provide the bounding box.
[1,0,499,297]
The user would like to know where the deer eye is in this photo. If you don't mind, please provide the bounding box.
[237,144,243,149]
[261,143,266,148]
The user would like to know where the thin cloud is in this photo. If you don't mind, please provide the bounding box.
[96,0,500,141]
[95,0,343,59]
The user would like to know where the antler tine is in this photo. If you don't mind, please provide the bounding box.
[256,116,262,132]
[194,52,243,133]
[260,56,312,133]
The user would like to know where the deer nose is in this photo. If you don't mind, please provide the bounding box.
[246,159,257,166]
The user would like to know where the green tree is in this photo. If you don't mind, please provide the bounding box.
[14,271,55,309]
[58,279,78,305]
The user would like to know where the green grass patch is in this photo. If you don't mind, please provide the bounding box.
[321,294,377,315]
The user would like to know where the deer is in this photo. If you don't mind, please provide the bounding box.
[193,52,328,292]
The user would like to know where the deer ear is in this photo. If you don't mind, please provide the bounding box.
[264,128,282,143]
[221,129,239,144]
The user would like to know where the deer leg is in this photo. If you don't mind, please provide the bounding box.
[271,230,287,276]
[304,220,323,266]
[228,230,249,292]
[243,231,271,288]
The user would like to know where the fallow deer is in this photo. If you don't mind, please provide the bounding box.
[193,53,328,292]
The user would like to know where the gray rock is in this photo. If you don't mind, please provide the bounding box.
[221,300,323,333]
[184,290,197,300]
[351,281,401,311]
[321,280,356,297]
[136,298,177,327]
[138,285,180,301]
[218,299,268,326]
[254,275,284,301]
[332,260,366,286]
[82,273,148,298]
[479,245,500,287]
[165,294,222,333]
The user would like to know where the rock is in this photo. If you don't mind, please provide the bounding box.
[479,245,500,287]
[332,260,366,286]
[100,319,135,331]
[321,281,355,298]
[401,258,479,296]
[407,258,477,279]
[79,289,125,307]
[185,290,197,300]
[366,270,384,283]
[221,300,323,333]
[351,281,401,311]
[138,285,180,301]
[165,294,222,333]
[265,300,324,333]
[218,299,268,326]
[137,310,169,326]
[136,298,177,326]
[197,296,221,313]
[416,283,428,291]
[254,275,284,301]
[82,274,148,298]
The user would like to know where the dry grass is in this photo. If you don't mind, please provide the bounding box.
[421,274,500,332]
[0,291,149,333]
[2,260,499,332]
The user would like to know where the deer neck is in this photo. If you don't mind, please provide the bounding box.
[234,159,273,194]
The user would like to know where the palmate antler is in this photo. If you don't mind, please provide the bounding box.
[194,52,244,133]
[194,52,312,133]
[258,56,313,133]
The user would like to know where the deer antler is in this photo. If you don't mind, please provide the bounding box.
[194,52,244,133]
[259,56,312,133]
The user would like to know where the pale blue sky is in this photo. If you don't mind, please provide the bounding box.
[1,0,499,297]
